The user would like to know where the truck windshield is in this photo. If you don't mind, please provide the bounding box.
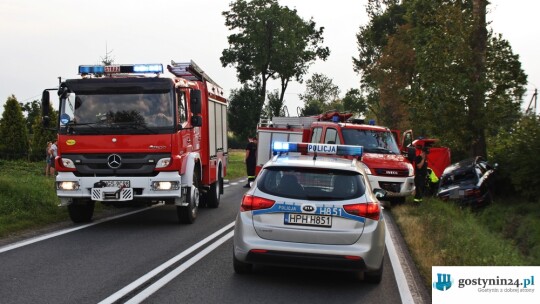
[59,91,175,135]
[341,129,400,154]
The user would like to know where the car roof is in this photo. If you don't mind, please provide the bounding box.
[265,155,362,173]
[442,157,485,175]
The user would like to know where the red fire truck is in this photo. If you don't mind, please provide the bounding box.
[42,61,228,224]
[257,112,415,203]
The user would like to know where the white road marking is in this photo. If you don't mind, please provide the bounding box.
[0,205,159,254]
[125,231,234,304]
[385,216,416,304]
[99,221,235,304]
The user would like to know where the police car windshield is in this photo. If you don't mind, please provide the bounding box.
[257,167,365,201]
[341,129,400,154]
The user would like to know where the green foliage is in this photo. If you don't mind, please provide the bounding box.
[393,197,532,288]
[489,114,540,200]
[227,84,264,140]
[0,160,67,237]
[21,99,41,135]
[299,73,341,116]
[354,0,527,159]
[221,0,329,117]
[342,89,368,118]
[29,109,58,162]
[0,95,29,160]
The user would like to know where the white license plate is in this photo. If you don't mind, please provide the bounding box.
[102,180,130,188]
[284,213,332,227]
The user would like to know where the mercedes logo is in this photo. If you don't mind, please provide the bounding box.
[107,154,122,169]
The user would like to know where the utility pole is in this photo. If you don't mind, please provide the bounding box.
[526,88,538,115]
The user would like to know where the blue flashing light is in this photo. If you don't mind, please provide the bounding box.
[332,115,340,122]
[272,142,363,158]
[133,64,163,73]
[368,119,376,125]
[78,64,163,75]
[79,65,105,74]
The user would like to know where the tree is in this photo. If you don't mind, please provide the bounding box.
[29,106,58,162]
[299,73,340,116]
[22,99,41,135]
[353,0,527,159]
[264,89,285,119]
[227,83,264,140]
[342,88,368,117]
[0,95,29,160]
[221,0,329,116]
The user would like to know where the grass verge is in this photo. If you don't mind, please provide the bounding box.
[391,197,536,290]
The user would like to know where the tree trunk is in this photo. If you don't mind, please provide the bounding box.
[469,0,488,158]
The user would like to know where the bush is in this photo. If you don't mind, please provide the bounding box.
[489,114,540,201]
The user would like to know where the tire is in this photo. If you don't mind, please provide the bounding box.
[177,169,200,224]
[206,169,222,209]
[68,199,95,223]
[233,253,252,274]
[364,260,384,284]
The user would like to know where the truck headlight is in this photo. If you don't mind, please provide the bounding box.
[156,158,171,168]
[151,181,179,190]
[61,158,76,169]
[361,163,372,175]
[406,163,414,176]
[57,181,80,190]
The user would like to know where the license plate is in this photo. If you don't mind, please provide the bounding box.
[284,213,332,227]
[102,180,130,188]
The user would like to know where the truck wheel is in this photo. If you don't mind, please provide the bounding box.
[207,169,222,208]
[177,169,200,224]
[68,199,95,223]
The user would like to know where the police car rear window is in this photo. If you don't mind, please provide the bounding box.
[257,167,365,200]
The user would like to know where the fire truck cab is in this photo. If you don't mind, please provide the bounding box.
[42,61,228,224]
[257,112,415,203]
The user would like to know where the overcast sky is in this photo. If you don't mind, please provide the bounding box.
[0,0,538,116]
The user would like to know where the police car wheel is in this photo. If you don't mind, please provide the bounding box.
[364,260,384,284]
[233,253,252,274]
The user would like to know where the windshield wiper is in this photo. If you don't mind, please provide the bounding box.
[368,147,395,154]
[65,121,103,134]
[110,122,158,134]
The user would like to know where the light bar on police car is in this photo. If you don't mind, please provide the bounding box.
[272,142,363,157]
[78,64,163,75]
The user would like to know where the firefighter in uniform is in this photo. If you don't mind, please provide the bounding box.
[414,147,428,203]
[244,136,258,188]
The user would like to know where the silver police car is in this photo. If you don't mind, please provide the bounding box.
[233,142,387,283]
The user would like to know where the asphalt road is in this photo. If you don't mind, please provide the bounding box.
[0,178,430,304]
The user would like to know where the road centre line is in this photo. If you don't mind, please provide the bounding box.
[0,205,159,254]
[99,221,235,304]
[125,230,235,304]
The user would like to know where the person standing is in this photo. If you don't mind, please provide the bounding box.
[45,141,52,176]
[49,139,58,176]
[413,147,428,203]
[244,136,258,188]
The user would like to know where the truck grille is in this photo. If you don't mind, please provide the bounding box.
[379,182,402,193]
[62,153,170,177]
[374,168,409,177]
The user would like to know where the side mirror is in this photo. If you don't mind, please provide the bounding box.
[190,89,202,115]
[373,188,388,200]
[191,115,202,127]
[41,90,50,127]
[407,146,416,163]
